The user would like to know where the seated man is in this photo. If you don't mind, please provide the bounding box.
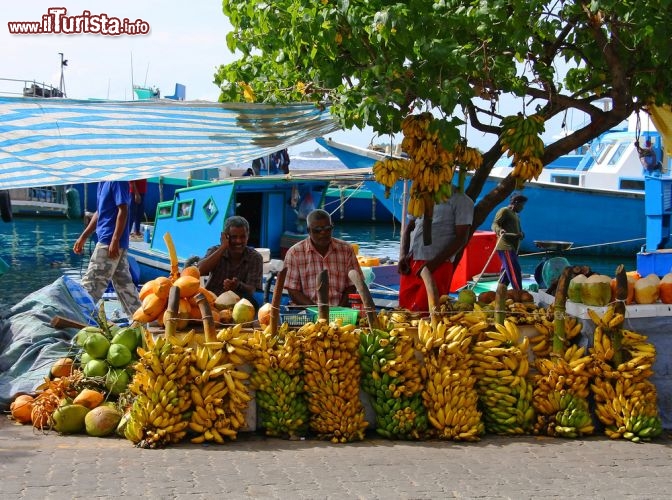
[284,209,362,307]
[197,216,264,310]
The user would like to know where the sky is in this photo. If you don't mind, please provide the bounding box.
[1,0,375,155]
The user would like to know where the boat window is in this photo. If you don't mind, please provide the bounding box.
[596,142,615,164]
[608,143,629,166]
[619,179,645,191]
[550,175,580,186]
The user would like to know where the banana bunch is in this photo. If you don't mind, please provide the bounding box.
[586,306,625,332]
[548,392,594,438]
[588,314,662,441]
[359,328,428,439]
[248,327,308,439]
[188,344,252,444]
[529,310,582,359]
[531,345,593,437]
[376,309,424,330]
[500,114,546,181]
[472,321,534,434]
[592,377,662,442]
[372,157,410,190]
[125,335,192,448]
[454,142,483,170]
[215,324,256,365]
[299,319,368,443]
[503,301,545,326]
[418,320,484,441]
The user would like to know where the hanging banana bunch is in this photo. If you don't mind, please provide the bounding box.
[359,327,428,439]
[531,341,594,438]
[300,319,368,443]
[589,307,663,442]
[248,324,309,439]
[500,114,546,182]
[472,321,535,435]
[124,334,193,448]
[418,319,484,441]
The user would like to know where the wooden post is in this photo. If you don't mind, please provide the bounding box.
[494,283,507,325]
[269,268,287,335]
[348,269,379,330]
[317,269,329,321]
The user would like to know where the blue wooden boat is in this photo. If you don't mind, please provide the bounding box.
[316,116,669,257]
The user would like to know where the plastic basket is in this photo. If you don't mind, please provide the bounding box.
[306,306,360,326]
[279,309,311,327]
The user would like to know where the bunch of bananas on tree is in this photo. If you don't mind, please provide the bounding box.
[248,324,308,439]
[359,328,428,439]
[417,319,484,441]
[532,343,594,437]
[500,114,546,182]
[299,319,368,443]
[588,307,663,441]
[529,307,582,359]
[472,321,535,434]
[124,334,193,448]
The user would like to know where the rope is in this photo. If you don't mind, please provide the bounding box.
[520,237,646,258]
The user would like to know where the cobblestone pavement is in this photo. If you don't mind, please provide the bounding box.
[1,417,671,499]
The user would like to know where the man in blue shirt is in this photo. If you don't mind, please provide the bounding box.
[73,181,142,319]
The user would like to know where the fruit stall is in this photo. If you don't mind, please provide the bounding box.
[3,257,666,447]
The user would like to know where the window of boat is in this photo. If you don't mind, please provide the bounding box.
[619,178,644,191]
[607,143,628,166]
[595,142,615,164]
[550,174,580,186]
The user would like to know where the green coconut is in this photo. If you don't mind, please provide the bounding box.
[567,274,587,303]
[580,274,612,306]
[110,326,139,353]
[52,403,90,434]
[84,332,111,359]
[85,406,123,437]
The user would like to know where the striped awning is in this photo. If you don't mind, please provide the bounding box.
[0,96,340,189]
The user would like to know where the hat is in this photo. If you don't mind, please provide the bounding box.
[511,194,528,204]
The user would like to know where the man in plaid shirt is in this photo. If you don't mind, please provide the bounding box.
[284,209,362,306]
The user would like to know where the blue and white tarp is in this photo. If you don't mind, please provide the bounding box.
[0,96,341,189]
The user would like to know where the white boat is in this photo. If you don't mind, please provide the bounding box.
[316,114,669,256]
[0,78,78,220]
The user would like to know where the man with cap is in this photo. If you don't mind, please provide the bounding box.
[492,194,528,290]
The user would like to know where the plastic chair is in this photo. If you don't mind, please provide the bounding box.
[165,83,186,100]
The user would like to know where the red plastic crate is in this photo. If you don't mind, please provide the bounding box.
[450,230,501,292]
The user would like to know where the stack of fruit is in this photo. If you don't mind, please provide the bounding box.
[588,307,663,441]
[418,319,484,441]
[359,327,428,439]
[248,324,309,439]
[472,321,535,435]
[299,319,368,443]
[75,323,143,397]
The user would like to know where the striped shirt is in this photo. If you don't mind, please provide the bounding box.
[284,237,362,306]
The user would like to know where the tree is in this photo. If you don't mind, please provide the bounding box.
[215,0,672,228]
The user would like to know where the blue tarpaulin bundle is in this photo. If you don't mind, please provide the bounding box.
[0,276,96,410]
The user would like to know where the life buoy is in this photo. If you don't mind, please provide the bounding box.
[0,190,12,223]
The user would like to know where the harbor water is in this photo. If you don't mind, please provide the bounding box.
[1,217,637,310]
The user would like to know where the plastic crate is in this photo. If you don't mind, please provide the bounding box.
[306,306,360,326]
[279,309,311,327]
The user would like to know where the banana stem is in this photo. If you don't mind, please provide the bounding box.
[494,283,506,325]
[552,266,574,354]
[163,231,179,281]
[612,264,627,366]
[270,268,287,335]
[196,292,216,347]
[163,286,180,339]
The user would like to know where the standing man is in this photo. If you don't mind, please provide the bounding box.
[398,191,474,312]
[284,209,362,307]
[492,193,528,290]
[73,181,142,318]
[129,178,147,238]
[197,216,264,310]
